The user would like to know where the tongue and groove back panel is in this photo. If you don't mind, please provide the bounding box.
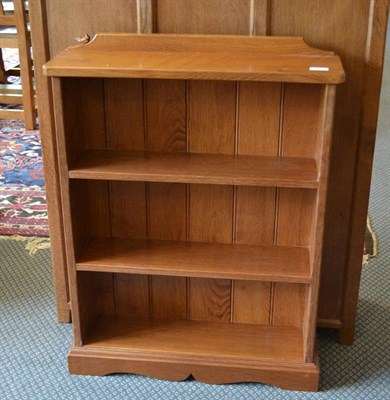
[62,77,322,333]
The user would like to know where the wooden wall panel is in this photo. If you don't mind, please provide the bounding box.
[69,180,90,259]
[46,0,138,55]
[237,82,281,156]
[189,278,231,322]
[105,77,149,318]
[109,182,147,239]
[149,183,186,241]
[233,280,271,325]
[341,0,389,344]
[269,0,372,326]
[105,77,146,239]
[145,80,187,320]
[76,271,99,340]
[151,276,187,319]
[156,0,251,35]
[145,79,186,152]
[188,81,236,154]
[272,283,305,327]
[77,79,110,239]
[105,79,145,151]
[235,187,276,246]
[277,189,316,248]
[148,182,187,319]
[115,274,150,318]
[233,82,281,324]
[73,80,113,316]
[61,79,84,166]
[188,185,233,321]
[188,80,236,322]
[282,84,322,159]
[87,181,111,238]
[78,79,106,150]
[189,185,233,244]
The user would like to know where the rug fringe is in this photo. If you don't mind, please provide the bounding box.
[363,216,378,266]
[0,235,50,255]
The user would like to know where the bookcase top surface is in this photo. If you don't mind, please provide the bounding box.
[43,34,345,84]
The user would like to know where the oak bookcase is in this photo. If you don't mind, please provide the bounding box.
[44,34,344,391]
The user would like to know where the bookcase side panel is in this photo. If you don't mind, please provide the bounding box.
[303,85,337,362]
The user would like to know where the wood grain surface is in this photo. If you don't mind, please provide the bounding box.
[43,34,345,84]
[76,237,311,283]
[68,150,319,188]
[85,315,304,362]
[32,0,390,349]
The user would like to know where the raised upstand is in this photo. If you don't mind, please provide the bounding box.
[44,33,344,391]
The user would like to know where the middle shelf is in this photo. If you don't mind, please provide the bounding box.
[68,150,319,189]
[76,237,311,283]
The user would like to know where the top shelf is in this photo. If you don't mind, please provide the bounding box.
[43,34,345,84]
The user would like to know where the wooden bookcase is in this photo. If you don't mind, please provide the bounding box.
[44,34,344,391]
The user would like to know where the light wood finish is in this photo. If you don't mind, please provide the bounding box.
[0,15,16,25]
[0,36,18,47]
[0,108,23,119]
[48,32,343,390]
[0,83,36,104]
[76,237,311,283]
[68,150,319,188]
[0,0,36,129]
[43,34,344,84]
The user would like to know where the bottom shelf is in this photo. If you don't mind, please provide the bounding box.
[84,316,304,363]
[70,316,319,390]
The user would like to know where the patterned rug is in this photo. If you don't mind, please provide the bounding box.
[0,120,48,237]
